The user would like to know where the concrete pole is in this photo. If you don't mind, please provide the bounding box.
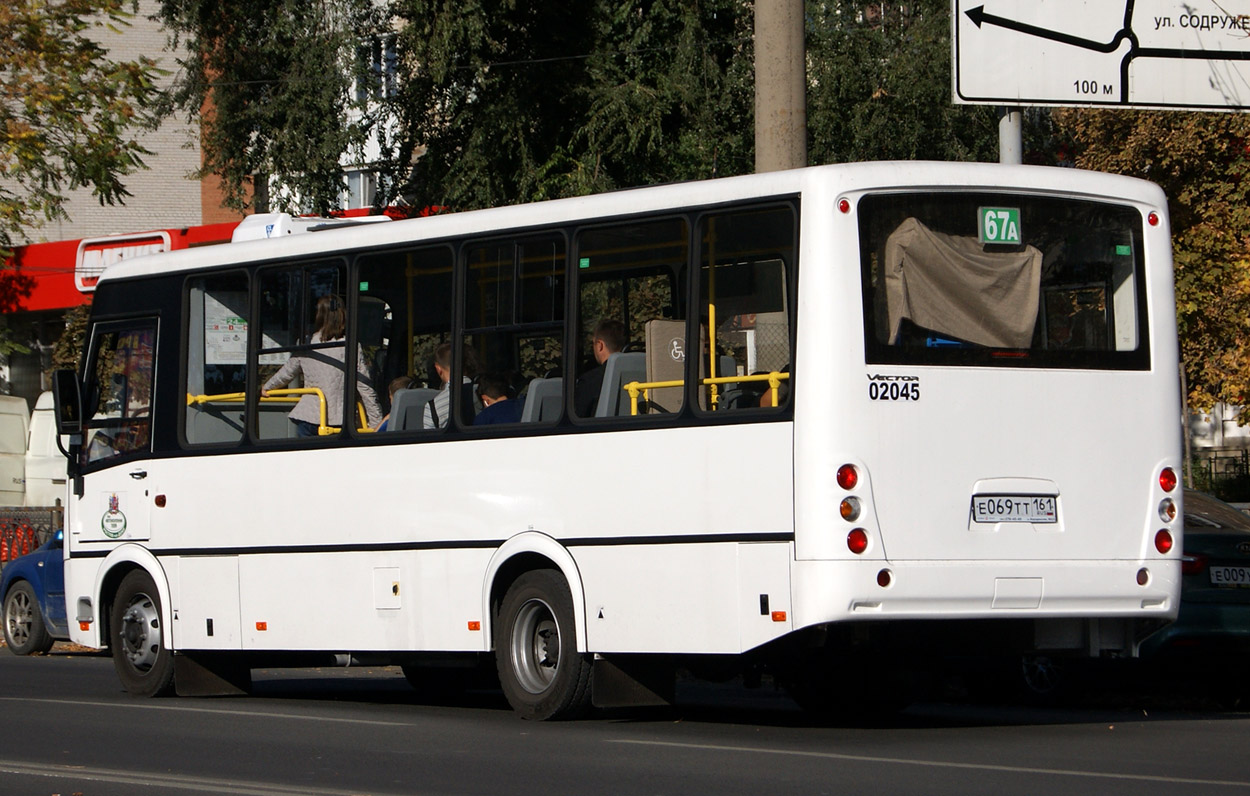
[755,0,807,173]
[999,106,1023,165]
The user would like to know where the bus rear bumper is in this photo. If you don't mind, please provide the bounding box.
[791,558,1180,629]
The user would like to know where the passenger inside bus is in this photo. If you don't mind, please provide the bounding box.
[262,295,382,436]
[424,342,480,429]
[374,376,414,432]
[474,373,523,425]
[573,319,627,417]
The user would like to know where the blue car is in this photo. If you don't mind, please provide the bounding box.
[1,530,67,655]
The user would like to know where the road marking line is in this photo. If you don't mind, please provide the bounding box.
[0,759,416,796]
[607,739,1250,788]
[0,697,411,727]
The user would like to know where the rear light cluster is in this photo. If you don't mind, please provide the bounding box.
[1140,467,1179,588]
[1154,467,1178,555]
[836,463,891,586]
[837,464,869,555]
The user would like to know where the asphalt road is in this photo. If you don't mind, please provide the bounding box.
[0,646,1248,796]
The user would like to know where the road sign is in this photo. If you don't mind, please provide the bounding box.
[953,0,1250,110]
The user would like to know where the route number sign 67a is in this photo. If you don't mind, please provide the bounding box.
[979,206,1021,244]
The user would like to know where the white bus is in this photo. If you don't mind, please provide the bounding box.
[52,162,1182,719]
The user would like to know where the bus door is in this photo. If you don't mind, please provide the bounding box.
[71,319,159,547]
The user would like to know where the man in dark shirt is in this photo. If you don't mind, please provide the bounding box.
[474,372,524,425]
[573,318,627,417]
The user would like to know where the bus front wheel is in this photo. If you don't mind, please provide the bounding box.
[110,570,175,697]
[495,570,592,720]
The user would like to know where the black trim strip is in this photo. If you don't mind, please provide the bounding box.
[66,532,794,560]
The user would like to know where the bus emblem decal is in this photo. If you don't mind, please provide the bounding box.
[101,492,128,538]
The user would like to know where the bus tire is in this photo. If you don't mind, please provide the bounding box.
[3,581,54,655]
[110,570,175,697]
[495,569,592,720]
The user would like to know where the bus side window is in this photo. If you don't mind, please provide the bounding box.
[696,205,795,413]
[573,219,687,419]
[461,235,565,428]
[184,272,249,445]
[355,246,454,433]
[253,261,350,441]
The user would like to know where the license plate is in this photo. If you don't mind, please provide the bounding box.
[1209,566,1250,587]
[971,494,1057,524]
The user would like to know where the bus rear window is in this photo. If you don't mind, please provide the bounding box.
[859,193,1149,369]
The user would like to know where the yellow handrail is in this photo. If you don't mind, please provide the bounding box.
[186,388,371,436]
[623,371,789,415]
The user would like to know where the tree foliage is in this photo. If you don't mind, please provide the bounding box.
[806,0,1000,164]
[168,1,1011,214]
[156,0,385,214]
[1054,109,1250,411]
[0,0,163,249]
[392,0,754,211]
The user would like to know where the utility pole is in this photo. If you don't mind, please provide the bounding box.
[999,106,1023,164]
[755,0,807,173]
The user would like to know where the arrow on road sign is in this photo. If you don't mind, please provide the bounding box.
[964,5,1129,53]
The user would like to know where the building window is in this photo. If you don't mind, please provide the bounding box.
[356,36,398,102]
[341,170,378,210]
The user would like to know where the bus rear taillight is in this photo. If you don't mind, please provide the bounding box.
[1155,529,1174,554]
[848,528,869,554]
[837,464,859,490]
[1159,467,1177,493]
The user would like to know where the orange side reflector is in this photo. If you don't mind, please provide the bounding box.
[256,621,267,631]
[467,621,481,631]
[79,621,91,631]
[771,611,787,623]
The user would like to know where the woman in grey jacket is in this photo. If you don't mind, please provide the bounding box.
[262,295,382,437]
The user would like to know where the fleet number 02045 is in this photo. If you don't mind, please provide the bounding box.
[868,381,919,401]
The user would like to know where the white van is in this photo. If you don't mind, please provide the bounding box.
[0,395,28,505]
[0,392,64,508]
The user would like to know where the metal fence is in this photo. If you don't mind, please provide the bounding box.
[0,507,62,572]
[1187,450,1250,502]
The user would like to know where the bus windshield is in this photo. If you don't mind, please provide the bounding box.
[859,192,1148,369]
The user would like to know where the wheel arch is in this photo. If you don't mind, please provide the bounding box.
[1,558,43,603]
[483,532,587,653]
[92,545,171,651]
[1,573,31,605]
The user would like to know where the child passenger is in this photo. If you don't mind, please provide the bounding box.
[474,373,523,425]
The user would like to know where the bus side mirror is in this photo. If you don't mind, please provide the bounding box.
[52,369,83,436]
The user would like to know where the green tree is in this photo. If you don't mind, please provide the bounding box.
[156,0,385,214]
[1,0,162,353]
[389,0,601,210]
[1055,109,1250,412]
[806,0,1000,164]
[577,0,754,191]
[384,0,755,210]
[171,0,1021,213]
[0,0,163,248]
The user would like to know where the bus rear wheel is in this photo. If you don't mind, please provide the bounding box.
[495,570,592,720]
[110,570,175,697]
